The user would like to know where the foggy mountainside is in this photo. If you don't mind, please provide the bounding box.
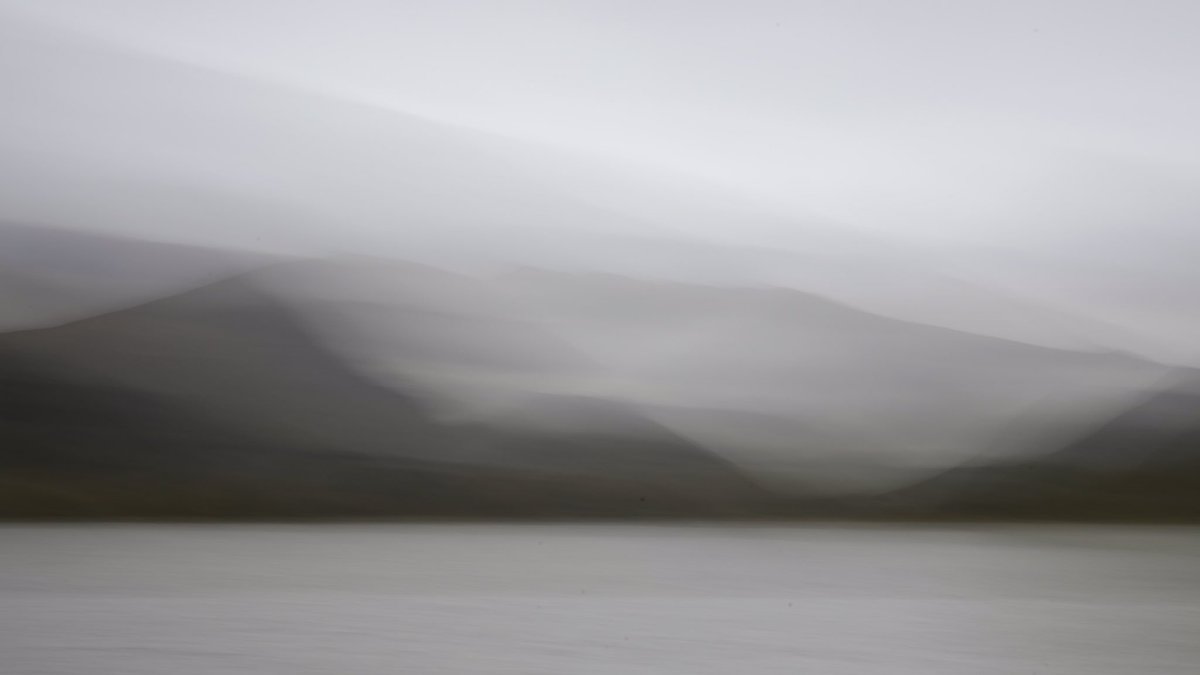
[1,4,1199,521]
[8,5,1200,675]
[882,376,1200,521]
[0,223,1197,521]
[0,241,766,517]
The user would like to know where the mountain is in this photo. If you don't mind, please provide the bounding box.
[0,350,454,518]
[493,270,1171,487]
[0,221,270,331]
[1052,375,1200,471]
[0,241,768,518]
[252,257,606,418]
[881,373,1200,520]
[1,235,1191,519]
[0,273,461,462]
[251,260,1169,491]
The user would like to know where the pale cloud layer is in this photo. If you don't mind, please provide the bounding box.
[8,0,1200,243]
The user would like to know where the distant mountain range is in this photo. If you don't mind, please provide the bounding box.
[1,224,1197,520]
[0,230,767,518]
[492,269,1172,487]
[1,8,1198,520]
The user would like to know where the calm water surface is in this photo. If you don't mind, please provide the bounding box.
[2,523,1198,674]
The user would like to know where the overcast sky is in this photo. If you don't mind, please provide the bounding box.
[3,0,1200,365]
[6,0,1200,247]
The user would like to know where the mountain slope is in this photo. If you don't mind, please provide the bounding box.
[880,373,1200,520]
[0,221,274,332]
[0,273,460,462]
[0,250,769,517]
[497,270,1170,481]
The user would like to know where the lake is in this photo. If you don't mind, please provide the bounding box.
[2,523,1198,673]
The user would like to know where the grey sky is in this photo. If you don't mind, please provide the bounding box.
[7,0,1200,245]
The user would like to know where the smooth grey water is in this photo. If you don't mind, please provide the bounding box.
[1,524,1198,674]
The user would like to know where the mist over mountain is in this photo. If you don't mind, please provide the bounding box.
[2,4,1199,521]
[0,223,1193,520]
[0,221,270,331]
[0,228,772,517]
[491,269,1170,487]
[882,373,1200,521]
[5,8,1196,365]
